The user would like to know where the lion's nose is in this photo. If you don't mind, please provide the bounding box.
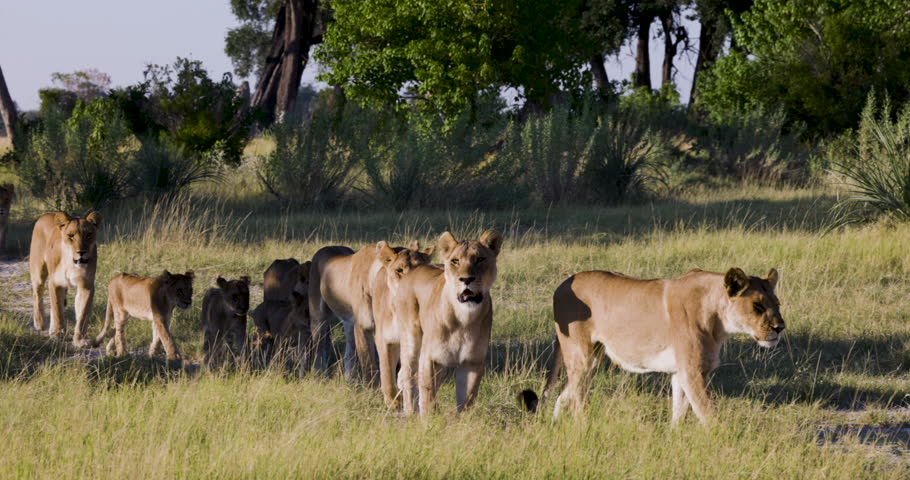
[459,276,475,285]
[771,322,785,333]
[77,250,87,256]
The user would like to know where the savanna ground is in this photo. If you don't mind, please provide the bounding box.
[1,182,910,478]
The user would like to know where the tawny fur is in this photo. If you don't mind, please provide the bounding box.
[95,270,194,362]
[371,242,435,408]
[29,211,101,347]
[528,268,784,424]
[250,259,312,369]
[202,276,251,368]
[395,230,503,416]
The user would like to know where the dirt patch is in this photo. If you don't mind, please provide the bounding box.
[818,409,910,466]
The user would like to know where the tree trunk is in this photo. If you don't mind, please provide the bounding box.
[659,11,677,89]
[251,0,320,124]
[589,53,609,95]
[0,65,17,147]
[633,16,653,90]
[688,14,720,108]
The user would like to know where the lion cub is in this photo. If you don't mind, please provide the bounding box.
[251,259,312,368]
[372,241,435,408]
[202,276,251,368]
[396,230,503,416]
[95,270,195,361]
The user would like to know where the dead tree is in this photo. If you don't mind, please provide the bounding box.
[0,65,17,147]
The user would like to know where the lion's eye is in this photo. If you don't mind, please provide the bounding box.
[396,268,404,274]
[476,257,485,263]
[753,302,766,314]
[68,234,75,240]
[451,259,459,266]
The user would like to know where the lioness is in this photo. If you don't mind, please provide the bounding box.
[522,268,784,424]
[94,270,195,362]
[307,242,399,381]
[372,241,435,408]
[202,276,251,368]
[0,183,14,253]
[29,212,101,346]
[396,230,503,416]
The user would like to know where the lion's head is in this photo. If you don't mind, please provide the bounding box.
[723,267,785,348]
[161,270,195,310]
[216,275,251,316]
[377,240,435,289]
[0,184,13,219]
[437,230,503,308]
[54,212,101,269]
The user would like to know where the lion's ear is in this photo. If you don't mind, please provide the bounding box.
[422,245,435,257]
[408,240,420,251]
[378,241,396,266]
[240,275,251,286]
[54,212,71,229]
[216,277,228,289]
[765,268,779,290]
[161,270,173,282]
[724,268,749,297]
[85,211,101,228]
[438,232,458,258]
[299,261,312,281]
[185,270,195,280]
[479,229,503,257]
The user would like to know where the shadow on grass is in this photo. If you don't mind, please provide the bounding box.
[484,329,910,411]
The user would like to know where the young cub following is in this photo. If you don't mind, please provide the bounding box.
[522,268,784,424]
[0,183,14,253]
[250,259,311,366]
[29,212,101,347]
[396,230,503,416]
[95,270,195,362]
[372,241,435,408]
[202,276,251,368]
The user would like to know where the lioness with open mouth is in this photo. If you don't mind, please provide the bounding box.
[522,267,784,424]
[396,230,503,416]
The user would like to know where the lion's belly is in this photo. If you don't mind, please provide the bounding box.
[594,335,677,373]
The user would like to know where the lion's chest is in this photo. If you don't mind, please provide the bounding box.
[425,306,491,367]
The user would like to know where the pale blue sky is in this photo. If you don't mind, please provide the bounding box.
[0,1,697,111]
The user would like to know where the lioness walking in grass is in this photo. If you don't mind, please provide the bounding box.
[522,267,784,424]
[396,230,503,416]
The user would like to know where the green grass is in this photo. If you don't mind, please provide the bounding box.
[1,186,909,477]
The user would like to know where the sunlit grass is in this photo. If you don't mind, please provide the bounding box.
[1,185,909,476]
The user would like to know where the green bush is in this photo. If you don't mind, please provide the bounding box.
[131,135,222,200]
[830,93,910,224]
[17,98,134,210]
[256,101,373,208]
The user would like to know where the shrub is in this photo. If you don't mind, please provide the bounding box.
[364,106,523,210]
[130,135,222,200]
[830,93,910,225]
[255,101,373,208]
[18,98,134,210]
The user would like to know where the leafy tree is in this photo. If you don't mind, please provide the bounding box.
[316,0,616,114]
[111,58,254,165]
[38,68,112,117]
[225,0,283,78]
[699,0,910,137]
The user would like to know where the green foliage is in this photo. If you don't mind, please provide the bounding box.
[700,0,910,138]
[111,58,254,166]
[584,108,663,204]
[256,100,374,208]
[830,93,910,225]
[224,0,282,78]
[17,98,134,210]
[364,103,523,210]
[38,69,112,118]
[131,135,223,200]
[317,0,615,114]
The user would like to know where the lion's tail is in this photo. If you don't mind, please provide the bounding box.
[93,298,113,348]
[520,337,563,414]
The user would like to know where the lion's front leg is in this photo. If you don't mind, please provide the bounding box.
[47,284,67,338]
[455,363,485,411]
[151,314,182,362]
[72,285,94,348]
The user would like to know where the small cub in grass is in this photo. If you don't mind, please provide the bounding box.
[95,270,195,362]
[202,275,251,368]
[250,259,311,367]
